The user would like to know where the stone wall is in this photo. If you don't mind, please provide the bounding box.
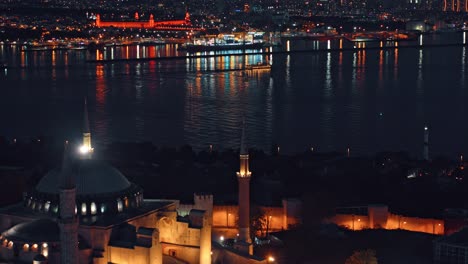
[326,205,445,235]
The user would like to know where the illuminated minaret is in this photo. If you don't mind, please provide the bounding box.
[235,120,253,255]
[423,126,429,161]
[80,98,93,158]
[59,141,79,264]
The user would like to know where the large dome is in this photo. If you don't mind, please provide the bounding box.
[36,159,131,195]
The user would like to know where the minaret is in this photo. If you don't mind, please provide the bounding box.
[80,98,93,158]
[235,119,253,255]
[59,141,79,264]
[423,126,429,161]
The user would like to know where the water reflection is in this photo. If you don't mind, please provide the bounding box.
[1,37,468,156]
[394,48,399,80]
[94,64,108,144]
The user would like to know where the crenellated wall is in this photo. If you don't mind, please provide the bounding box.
[326,205,445,235]
[210,198,302,238]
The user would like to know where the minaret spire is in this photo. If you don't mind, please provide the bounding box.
[80,98,93,158]
[59,141,79,264]
[83,98,90,134]
[235,118,253,255]
[423,126,429,161]
[240,118,247,156]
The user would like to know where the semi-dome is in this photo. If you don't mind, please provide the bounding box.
[2,219,59,243]
[36,159,131,195]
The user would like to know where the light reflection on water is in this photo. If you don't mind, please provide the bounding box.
[1,33,468,157]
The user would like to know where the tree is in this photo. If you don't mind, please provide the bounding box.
[345,249,378,264]
[250,205,267,239]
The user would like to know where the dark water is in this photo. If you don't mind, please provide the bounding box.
[1,32,468,158]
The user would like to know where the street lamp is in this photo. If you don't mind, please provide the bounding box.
[267,256,275,263]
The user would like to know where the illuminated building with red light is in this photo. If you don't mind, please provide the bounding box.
[95,12,203,31]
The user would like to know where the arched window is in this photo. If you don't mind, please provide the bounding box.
[100,203,106,214]
[52,205,58,214]
[117,199,123,213]
[81,203,87,215]
[23,244,29,252]
[44,201,51,212]
[90,202,97,215]
[7,241,13,249]
[124,197,129,208]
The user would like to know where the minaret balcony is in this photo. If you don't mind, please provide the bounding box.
[236,171,252,178]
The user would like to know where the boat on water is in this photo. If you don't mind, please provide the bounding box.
[21,43,69,52]
[139,38,166,45]
[179,32,266,52]
[245,62,272,70]
[386,32,419,41]
[345,31,418,42]
[179,41,265,52]
[281,26,339,41]
[345,33,381,42]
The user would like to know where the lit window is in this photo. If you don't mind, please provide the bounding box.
[7,241,13,249]
[117,199,123,213]
[31,244,38,252]
[100,204,106,214]
[90,202,97,215]
[52,205,58,214]
[124,197,129,208]
[23,244,29,252]
[81,203,87,215]
[44,201,51,212]
[75,205,77,215]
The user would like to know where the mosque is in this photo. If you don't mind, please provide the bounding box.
[0,101,275,264]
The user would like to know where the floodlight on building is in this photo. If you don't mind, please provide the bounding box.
[79,145,90,154]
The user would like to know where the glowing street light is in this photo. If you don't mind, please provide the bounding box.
[268,256,275,263]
